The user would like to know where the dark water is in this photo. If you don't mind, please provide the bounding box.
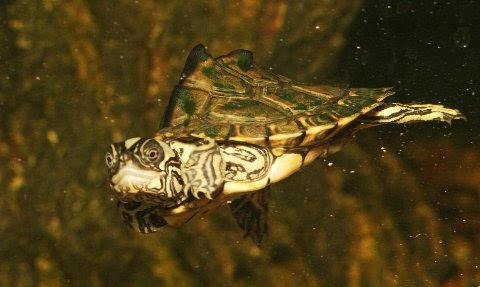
[1,1,479,286]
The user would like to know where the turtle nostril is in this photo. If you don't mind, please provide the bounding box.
[120,154,129,162]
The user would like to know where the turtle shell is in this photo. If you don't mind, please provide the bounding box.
[157,44,395,148]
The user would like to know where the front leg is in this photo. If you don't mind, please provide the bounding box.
[170,138,226,199]
[117,200,167,233]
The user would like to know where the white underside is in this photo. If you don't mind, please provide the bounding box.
[223,152,304,194]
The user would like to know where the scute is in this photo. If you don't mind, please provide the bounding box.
[159,44,395,148]
[208,98,285,123]
[228,124,266,146]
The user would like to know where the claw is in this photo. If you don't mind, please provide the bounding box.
[191,189,201,199]
[183,184,191,197]
[190,187,214,200]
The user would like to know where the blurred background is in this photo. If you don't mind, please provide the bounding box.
[1,0,479,286]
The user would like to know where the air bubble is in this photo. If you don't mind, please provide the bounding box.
[454,27,471,48]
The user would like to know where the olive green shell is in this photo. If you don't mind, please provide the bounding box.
[158,44,394,148]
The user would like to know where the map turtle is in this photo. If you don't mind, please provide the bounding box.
[105,44,465,244]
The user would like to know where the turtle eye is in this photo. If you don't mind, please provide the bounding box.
[146,148,159,161]
[105,152,115,168]
[140,139,164,164]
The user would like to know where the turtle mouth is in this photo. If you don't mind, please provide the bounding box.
[111,163,161,194]
[109,163,189,208]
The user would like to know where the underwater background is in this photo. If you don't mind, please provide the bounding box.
[1,0,479,286]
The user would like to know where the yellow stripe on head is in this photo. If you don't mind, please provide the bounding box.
[124,137,141,149]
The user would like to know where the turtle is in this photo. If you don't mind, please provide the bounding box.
[105,44,465,244]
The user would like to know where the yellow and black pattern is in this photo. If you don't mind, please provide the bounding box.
[117,200,168,234]
[106,45,465,244]
[220,143,273,182]
[158,44,396,149]
[107,138,188,208]
[361,103,466,125]
[169,137,226,199]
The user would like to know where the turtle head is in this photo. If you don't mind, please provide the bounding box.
[105,137,187,207]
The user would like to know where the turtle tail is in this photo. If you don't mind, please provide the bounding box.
[321,103,465,157]
[361,103,466,126]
